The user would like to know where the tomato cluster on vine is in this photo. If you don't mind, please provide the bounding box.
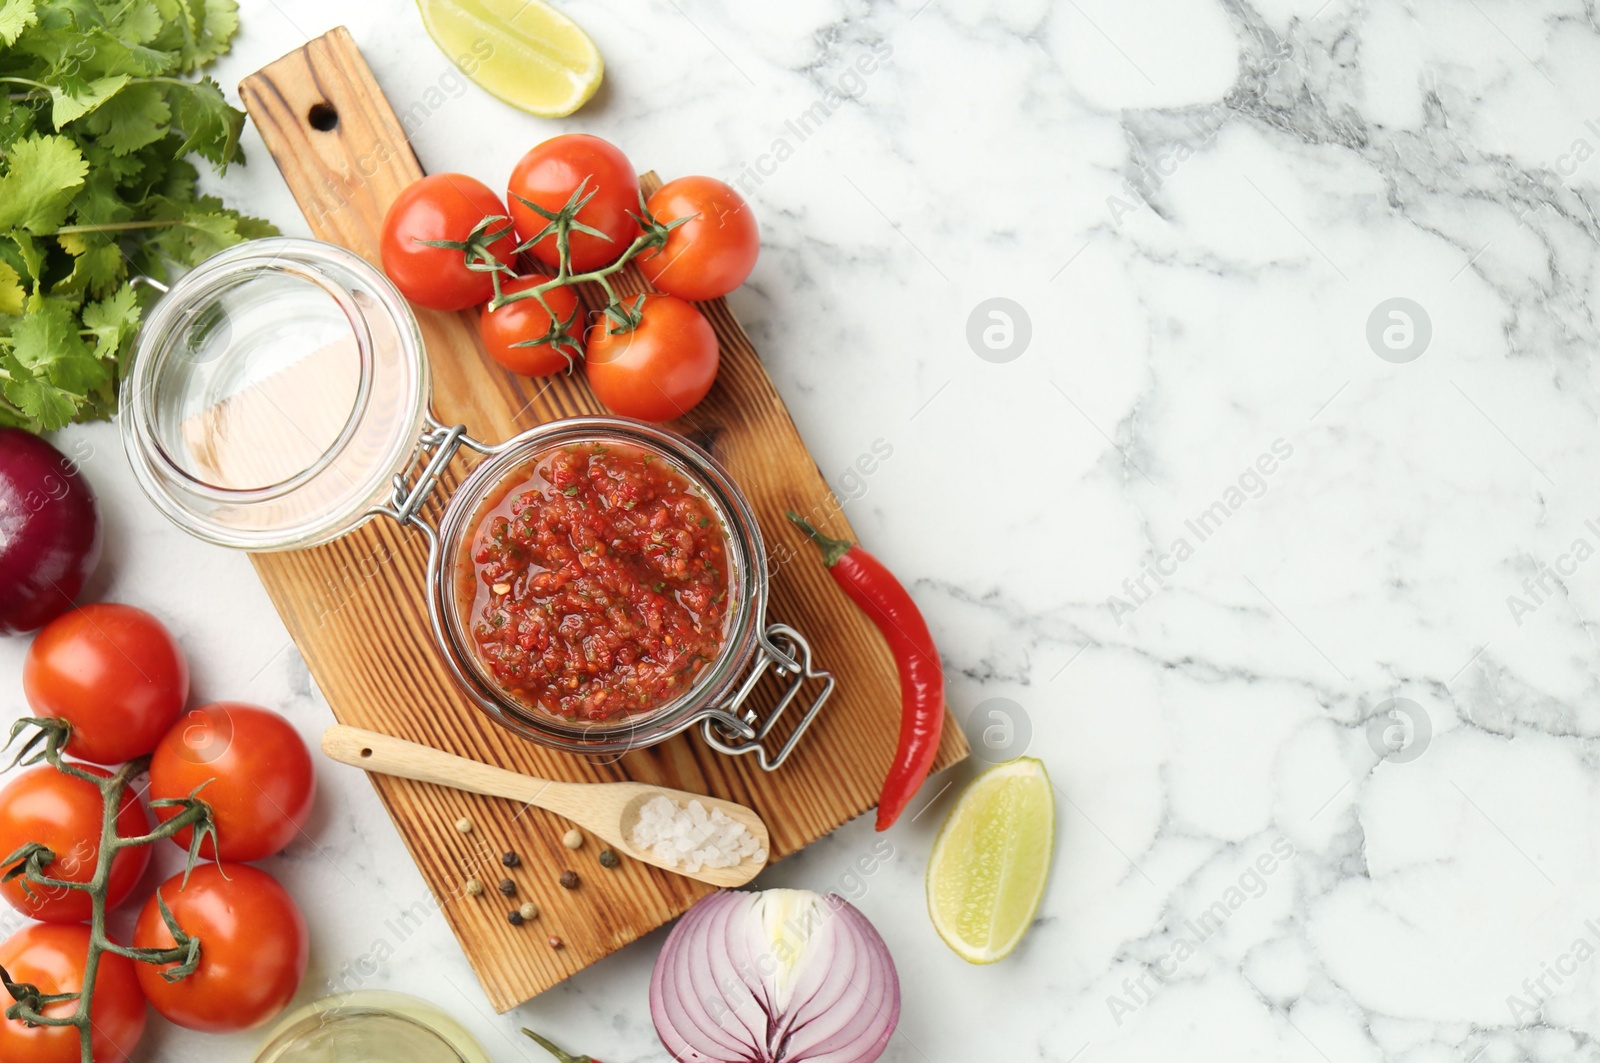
[379,133,760,424]
[0,603,315,1063]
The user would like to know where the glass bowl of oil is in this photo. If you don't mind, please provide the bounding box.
[252,992,490,1063]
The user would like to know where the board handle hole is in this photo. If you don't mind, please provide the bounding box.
[307,102,339,132]
[359,747,373,758]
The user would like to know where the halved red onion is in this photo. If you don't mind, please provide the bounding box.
[650,889,901,1063]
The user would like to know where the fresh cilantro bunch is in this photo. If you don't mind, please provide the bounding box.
[0,0,275,431]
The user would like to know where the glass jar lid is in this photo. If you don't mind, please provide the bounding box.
[120,238,429,550]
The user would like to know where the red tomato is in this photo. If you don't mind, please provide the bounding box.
[0,923,147,1063]
[508,134,641,273]
[381,173,519,311]
[23,603,188,765]
[585,294,719,422]
[478,277,583,377]
[148,703,316,864]
[0,765,150,923]
[637,176,760,301]
[133,864,308,1033]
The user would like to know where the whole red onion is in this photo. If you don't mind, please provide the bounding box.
[0,428,101,635]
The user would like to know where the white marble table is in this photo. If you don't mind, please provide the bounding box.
[7,0,1600,1058]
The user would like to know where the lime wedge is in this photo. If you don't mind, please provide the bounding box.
[926,757,1055,964]
[416,0,603,118]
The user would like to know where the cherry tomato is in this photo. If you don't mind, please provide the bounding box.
[0,765,150,924]
[381,173,519,311]
[0,923,147,1063]
[148,703,316,864]
[23,603,188,765]
[133,864,308,1033]
[478,277,583,378]
[585,294,719,423]
[637,176,759,301]
[508,134,641,273]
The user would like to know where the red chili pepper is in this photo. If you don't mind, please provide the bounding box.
[788,512,944,830]
[523,1029,599,1063]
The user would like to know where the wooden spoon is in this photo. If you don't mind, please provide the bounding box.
[321,725,769,888]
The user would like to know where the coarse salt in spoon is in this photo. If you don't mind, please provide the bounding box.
[320,725,770,888]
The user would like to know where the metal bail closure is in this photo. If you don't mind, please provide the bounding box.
[699,624,836,771]
[373,415,498,532]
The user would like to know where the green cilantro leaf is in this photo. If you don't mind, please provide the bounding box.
[0,133,88,233]
[165,0,238,73]
[50,74,130,127]
[54,236,125,298]
[2,352,77,428]
[11,297,101,391]
[81,284,139,364]
[0,0,269,432]
[0,261,23,315]
[83,83,170,155]
[0,0,37,46]
[113,0,163,45]
[9,233,43,285]
[167,77,240,167]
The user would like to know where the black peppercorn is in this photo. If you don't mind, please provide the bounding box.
[559,870,579,889]
[598,848,620,868]
[508,910,524,926]
[498,878,517,897]
[502,851,521,868]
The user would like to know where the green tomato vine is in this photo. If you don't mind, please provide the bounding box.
[0,718,216,1063]
[445,177,690,371]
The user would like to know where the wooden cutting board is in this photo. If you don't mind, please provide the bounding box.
[237,29,968,1012]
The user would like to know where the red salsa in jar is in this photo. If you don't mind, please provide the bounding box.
[462,441,732,721]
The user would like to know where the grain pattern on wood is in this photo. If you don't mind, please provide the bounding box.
[239,26,967,1012]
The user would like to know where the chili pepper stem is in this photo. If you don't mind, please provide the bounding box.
[785,511,853,568]
[521,1028,595,1063]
